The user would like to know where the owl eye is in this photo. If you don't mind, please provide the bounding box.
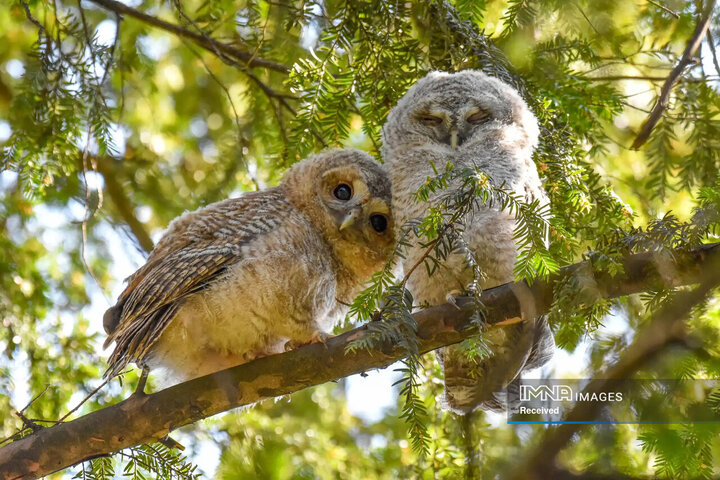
[419,115,443,126]
[369,214,388,233]
[467,111,490,124]
[333,183,352,201]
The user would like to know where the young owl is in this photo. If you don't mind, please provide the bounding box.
[103,149,394,381]
[382,70,554,413]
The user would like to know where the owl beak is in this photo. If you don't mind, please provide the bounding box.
[339,207,361,231]
[450,129,459,150]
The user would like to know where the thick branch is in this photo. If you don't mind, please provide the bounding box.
[1,244,718,479]
[87,0,291,74]
[631,0,716,149]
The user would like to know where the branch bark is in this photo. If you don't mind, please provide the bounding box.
[1,244,718,479]
[631,0,716,149]
[87,0,291,74]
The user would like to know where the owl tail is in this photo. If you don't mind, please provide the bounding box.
[103,304,122,336]
[438,315,554,414]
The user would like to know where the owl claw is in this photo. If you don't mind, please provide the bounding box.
[310,331,334,346]
[243,350,268,362]
[284,332,334,352]
[446,290,463,310]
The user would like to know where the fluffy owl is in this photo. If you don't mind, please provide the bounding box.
[103,149,394,381]
[382,70,554,413]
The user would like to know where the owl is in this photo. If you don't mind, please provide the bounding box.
[103,149,394,382]
[382,70,554,413]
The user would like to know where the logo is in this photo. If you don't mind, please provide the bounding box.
[508,379,717,424]
[519,384,573,402]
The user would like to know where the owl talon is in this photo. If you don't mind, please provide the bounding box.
[284,332,334,352]
[446,290,463,311]
[310,332,334,347]
[243,350,268,362]
[284,340,300,352]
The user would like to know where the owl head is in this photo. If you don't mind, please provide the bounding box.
[381,70,539,159]
[283,149,395,257]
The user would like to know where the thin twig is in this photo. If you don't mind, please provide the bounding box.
[77,0,98,70]
[59,377,113,422]
[170,0,295,142]
[78,9,120,302]
[17,418,63,425]
[631,0,717,149]
[86,0,290,73]
[20,0,45,33]
[573,3,600,36]
[19,385,50,413]
[80,131,109,301]
[160,1,318,147]
[179,38,244,141]
[647,0,680,18]
[0,428,31,449]
[585,74,710,82]
[247,0,272,68]
[14,412,42,433]
[0,386,53,444]
[400,236,442,288]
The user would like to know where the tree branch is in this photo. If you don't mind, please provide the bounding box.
[584,75,713,82]
[647,0,680,19]
[85,0,328,151]
[0,244,718,479]
[86,0,291,74]
[631,0,716,149]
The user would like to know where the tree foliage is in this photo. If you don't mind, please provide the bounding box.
[1,0,720,478]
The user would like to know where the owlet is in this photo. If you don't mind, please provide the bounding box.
[103,149,394,381]
[382,70,555,413]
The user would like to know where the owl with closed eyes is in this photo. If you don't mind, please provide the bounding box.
[103,149,394,382]
[382,70,554,413]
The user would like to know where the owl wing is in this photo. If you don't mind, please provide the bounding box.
[103,188,290,377]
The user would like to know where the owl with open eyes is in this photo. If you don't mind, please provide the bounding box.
[103,149,394,382]
[382,70,554,413]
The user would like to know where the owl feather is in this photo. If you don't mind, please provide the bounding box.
[382,70,555,413]
[104,149,394,382]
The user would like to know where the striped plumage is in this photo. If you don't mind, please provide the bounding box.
[103,149,394,381]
